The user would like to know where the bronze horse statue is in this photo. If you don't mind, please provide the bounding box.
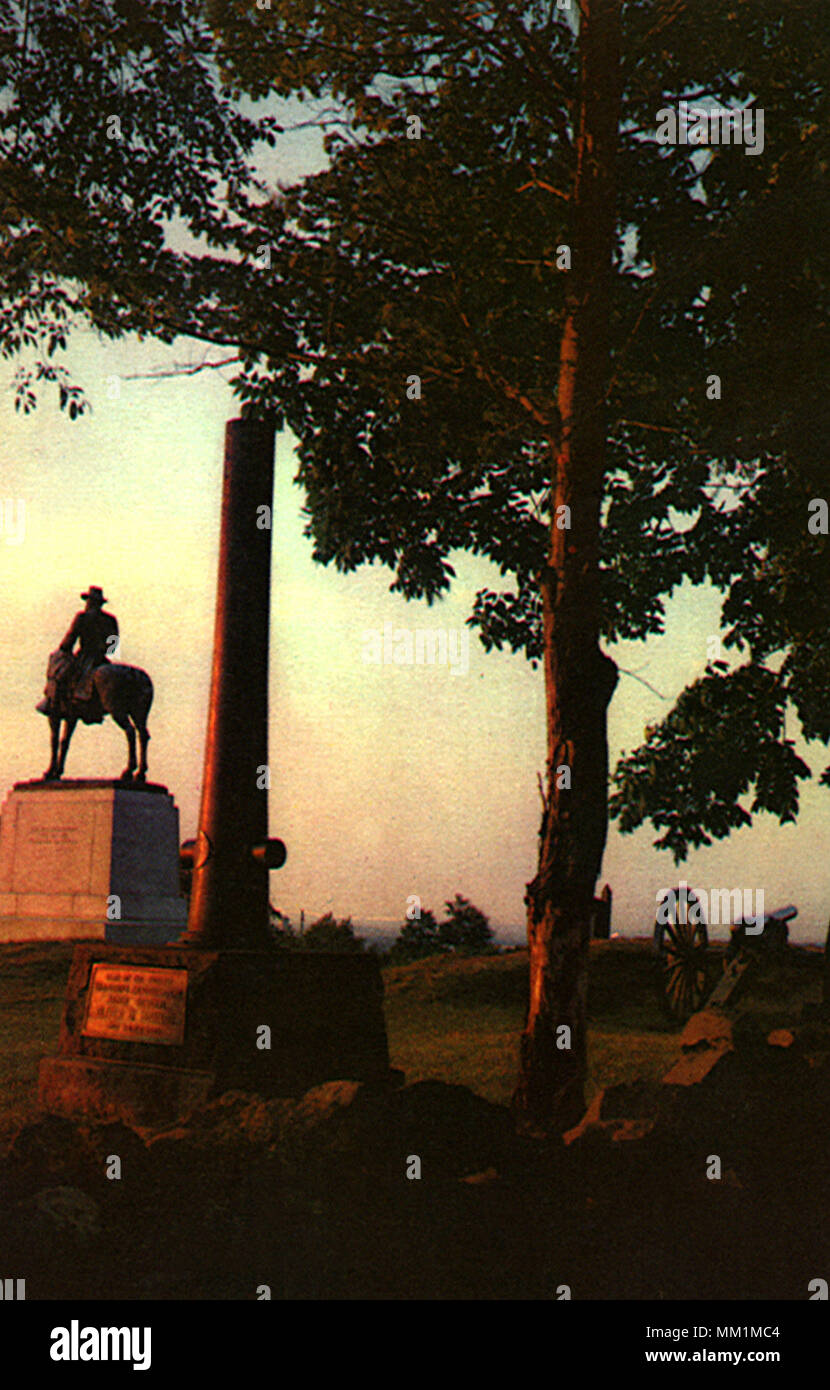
[42,649,154,783]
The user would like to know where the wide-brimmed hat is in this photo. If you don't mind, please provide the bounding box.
[80,586,108,604]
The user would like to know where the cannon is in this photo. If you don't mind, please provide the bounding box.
[653,888,797,1021]
[726,903,796,960]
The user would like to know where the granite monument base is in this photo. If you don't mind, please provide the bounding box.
[38,944,393,1126]
[0,780,187,943]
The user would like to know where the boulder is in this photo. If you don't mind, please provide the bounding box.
[142,1093,289,1198]
[271,1079,515,1187]
[145,1089,293,1151]
[563,1082,660,1146]
[12,1185,101,1244]
[2,1115,93,1199]
[678,1008,734,1053]
[280,1080,365,1139]
[460,1167,500,1185]
[662,1047,731,1087]
[662,1007,734,1087]
[1,1115,145,1201]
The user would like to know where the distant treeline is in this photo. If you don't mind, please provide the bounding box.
[269,895,495,961]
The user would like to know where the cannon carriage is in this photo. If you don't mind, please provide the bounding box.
[652,886,797,1021]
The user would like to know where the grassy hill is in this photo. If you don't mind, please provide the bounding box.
[385,938,823,1106]
[1,936,823,1150]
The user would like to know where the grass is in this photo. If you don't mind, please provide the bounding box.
[383,937,824,1105]
[383,940,685,1105]
[0,936,823,1146]
[0,942,75,1148]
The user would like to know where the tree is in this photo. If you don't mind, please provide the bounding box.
[392,907,442,961]
[439,895,494,955]
[268,904,294,944]
[208,0,825,1131]
[511,0,620,1130]
[295,912,365,952]
[0,0,278,414]
[4,1,827,1132]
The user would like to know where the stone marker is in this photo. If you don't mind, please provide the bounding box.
[40,418,392,1127]
[590,882,612,939]
[38,943,390,1125]
[0,779,186,943]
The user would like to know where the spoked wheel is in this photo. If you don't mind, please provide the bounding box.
[654,887,710,1021]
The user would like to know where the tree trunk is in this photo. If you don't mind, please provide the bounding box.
[513,0,621,1135]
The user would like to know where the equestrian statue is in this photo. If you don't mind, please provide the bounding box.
[37,586,154,783]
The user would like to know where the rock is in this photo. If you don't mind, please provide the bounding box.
[259,1081,369,1183]
[662,1047,731,1087]
[141,1086,370,1201]
[282,1080,365,1138]
[144,1090,292,1157]
[562,1092,604,1146]
[270,1079,515,1188]
[2,1115,92,1198]
[663,1008,734,1087]
[77,1120,149,1187]
[563,1084,659,1146]
[610,1118,656,1142]
[382,1081,514,1177]
[679,1008,733,1052]
[460,1167,500,1185]
[14,1186,101,1244]
[236,1096,295,1147]
[598,1079,661,1119]
[0,1115,146,1201]
[169,1089,263,1139]
[120,1079,512,1195]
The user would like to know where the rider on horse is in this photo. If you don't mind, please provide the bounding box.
[37,586,119,723]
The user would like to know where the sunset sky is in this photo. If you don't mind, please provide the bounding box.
[1,106,828,946]
[2,329,829,945]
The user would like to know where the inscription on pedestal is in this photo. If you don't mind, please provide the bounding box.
[83,964,187,1044]
[28,826,81,846]
[19,810,90,888]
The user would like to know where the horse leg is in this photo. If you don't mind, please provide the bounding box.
[134,716,150,784]
[44,714,61,780]
[57,716,76,777]
[111,711,137,782]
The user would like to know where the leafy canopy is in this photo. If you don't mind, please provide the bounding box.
[3,0,828,857]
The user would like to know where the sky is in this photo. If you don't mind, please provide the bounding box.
[1,89,828,947]
[2,328,829,945]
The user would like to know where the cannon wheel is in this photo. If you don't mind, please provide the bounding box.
[654,888,710,1021]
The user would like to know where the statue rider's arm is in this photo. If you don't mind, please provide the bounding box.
[59,614,83,653]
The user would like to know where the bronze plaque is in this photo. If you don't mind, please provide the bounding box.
[83,964,187,1045]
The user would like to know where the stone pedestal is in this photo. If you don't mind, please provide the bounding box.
[38,945,393,1126]
[0,780,187,944]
